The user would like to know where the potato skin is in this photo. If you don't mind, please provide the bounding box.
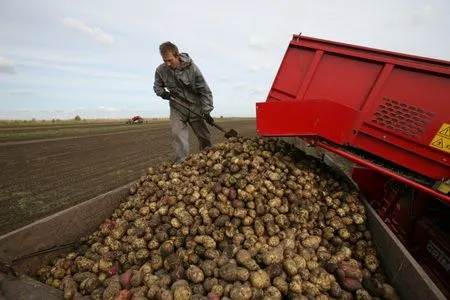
[36,138,398,300]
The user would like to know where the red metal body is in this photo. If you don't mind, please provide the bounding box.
[352,167,450,298]
[256,34,450,203]
[256,34,450,297]
[131,116,143,122]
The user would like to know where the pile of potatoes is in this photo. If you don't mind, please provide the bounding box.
[36,137,400,300]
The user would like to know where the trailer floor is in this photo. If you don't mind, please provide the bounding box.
[0,119,257,236]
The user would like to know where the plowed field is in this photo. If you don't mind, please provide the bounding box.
[0,119,257,235]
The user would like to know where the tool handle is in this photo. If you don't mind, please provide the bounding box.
[169,96,220,126]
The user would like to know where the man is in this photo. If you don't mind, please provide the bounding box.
[153,41,215,163]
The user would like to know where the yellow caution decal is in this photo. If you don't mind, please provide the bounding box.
[429,123,450,153]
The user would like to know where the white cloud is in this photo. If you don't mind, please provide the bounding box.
[411,5,438,25]
[0,56,16,74]
[19,60,142,80]
[2,91,36,96]
[249,63,273,72]
[61,17,115,45]
[248,36,267,51]
[98,106,119,112]
[233,83,248,90]
[250,86,266,95]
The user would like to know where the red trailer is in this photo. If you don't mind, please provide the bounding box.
[256,34,450,297]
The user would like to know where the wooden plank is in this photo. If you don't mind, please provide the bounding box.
[0,181,134,264]
[0,272,63,300]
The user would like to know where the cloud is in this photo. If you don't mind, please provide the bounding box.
[98,106,120,112]
[233,83,248,90]
[249,63,273,72]
[61,17,115,45]
[20,60,142,80]
[411,5,438,25]
[250,86,266,95]
[0,56,17,74]
[2,91,36,96]
[248,36,267,51]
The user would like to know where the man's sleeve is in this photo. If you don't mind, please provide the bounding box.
[193,64,214,114]
[153,68,165,97]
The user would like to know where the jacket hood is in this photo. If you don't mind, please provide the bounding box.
[178,53,192,70]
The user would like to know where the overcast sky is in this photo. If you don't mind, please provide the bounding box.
[1,0,449,120]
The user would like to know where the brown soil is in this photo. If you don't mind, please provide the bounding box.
[0,119,257,235]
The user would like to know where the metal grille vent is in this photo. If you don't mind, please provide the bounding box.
[370,97,435,139]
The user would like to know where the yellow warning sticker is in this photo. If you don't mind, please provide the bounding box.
[429,123,450,153]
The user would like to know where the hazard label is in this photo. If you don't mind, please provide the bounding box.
[429,123,450,153]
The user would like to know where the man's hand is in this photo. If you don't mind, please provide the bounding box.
[161,90,172,100]
[203,113,214,125]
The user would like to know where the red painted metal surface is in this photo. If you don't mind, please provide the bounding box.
[256,34,450,185]
[316,141,450,204]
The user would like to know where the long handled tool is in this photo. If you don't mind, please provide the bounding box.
[166,90,238,138]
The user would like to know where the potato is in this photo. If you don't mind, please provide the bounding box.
[37,138,399,300]
[103,280,121,300]
[236,267,250,281]
[341,278,363,292]
[229,285,252,300]
[382,283,400,300]
[364,254,379,273]
[158,288,174,300]
[219,263,238,282]
[273,276,288,295]
[249,270,270,289]
[338,261,363,281]
[186,265,205,283]
[302,281,320,297]
[261,245,284,265]
[62,276,78,300]
[264,286,282,299]
[265,263,283,279]
[283,258,298,276]
[329,281,343,297]
[356,289,372,300]
[194,236,217,249]
[171,280,192,300]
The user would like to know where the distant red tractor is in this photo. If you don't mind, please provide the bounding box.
[126,116,144,124]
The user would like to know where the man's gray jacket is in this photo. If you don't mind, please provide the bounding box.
[153,53,213,118]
